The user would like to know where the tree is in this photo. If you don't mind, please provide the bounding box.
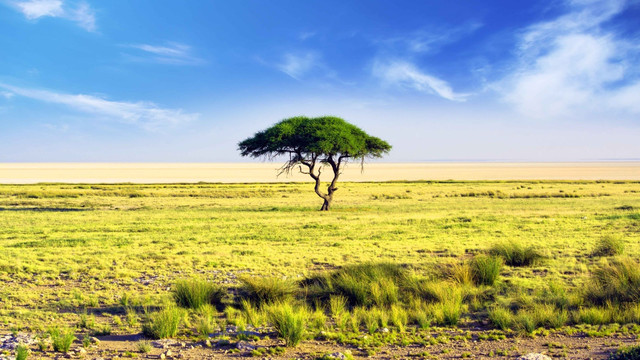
[238,116,391,210]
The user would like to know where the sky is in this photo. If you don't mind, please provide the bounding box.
[1,0,639,162]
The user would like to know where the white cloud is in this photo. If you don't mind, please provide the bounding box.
[15,0,63,19]
[277,52,320,80]
[124,42,204,65]
[1,91,14,99]
[379,22,483,55]
[501,0,640,120]
[0,83,199,130]
[373,60,468,101]
[11,0,96,31]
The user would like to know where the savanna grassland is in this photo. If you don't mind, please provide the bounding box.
[1,181,640,359]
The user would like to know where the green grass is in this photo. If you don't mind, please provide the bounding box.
[609,344,640,360]
[470,255,502,286]
[265,302,307,347]
[49,326,76,353]
[592,235,625,257]
[141,306,184,339]
[488,241,544,266]
[0,181,639,339]
[172,277,226,309]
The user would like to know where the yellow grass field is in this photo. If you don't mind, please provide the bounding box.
[1,162,640,183]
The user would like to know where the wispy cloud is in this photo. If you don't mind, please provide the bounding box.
[380,22,483,55]
[10,0,96,31]
[500,0,640,120]
[0,83,199,130]
[277,52,321,80]
[373,60,468,101]
[1,91,14,99]
[123,42,204,65]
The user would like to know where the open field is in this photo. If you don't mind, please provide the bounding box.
[2,162,640,183]
[1,180,640,359]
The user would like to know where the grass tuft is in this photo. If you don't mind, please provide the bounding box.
[470,255,502,286]
[585,257,640,305]
[49,327,76,353]
[265,302,307,347]
[489,241,544,267]
[172,277,226,309]
[239,276,296,307]
[141,306,184,339]
[592,236,625,257]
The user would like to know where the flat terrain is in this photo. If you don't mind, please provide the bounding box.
[2,162,640,183]
[1,180,639,359]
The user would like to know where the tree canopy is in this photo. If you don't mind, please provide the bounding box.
[238,116,391,210]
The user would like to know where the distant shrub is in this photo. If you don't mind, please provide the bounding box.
[592,236,625,257]
[239,276,296,306]
[585,257,640,305]
[470,255,502,286]
[49,327,76,353]
[172,277,225,309]
[265,302,307,347]
[609,344,640,360]
[489,242,544,267]
[142,307,183,339]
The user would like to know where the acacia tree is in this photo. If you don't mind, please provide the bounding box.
[238,116,391,210]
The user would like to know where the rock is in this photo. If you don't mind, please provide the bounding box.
[236,341,257,351]
[165,350,173,357]
[376,327,390,333]
[325,352,348,360]
[160,354,166,360]
[517,354,552,360]
[90,337,100,344]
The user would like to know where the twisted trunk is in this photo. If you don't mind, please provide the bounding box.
[299,153,344,211]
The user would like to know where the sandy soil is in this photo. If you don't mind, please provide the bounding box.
[1,162,640,183]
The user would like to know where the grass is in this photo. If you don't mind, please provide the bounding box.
[265,302,307,347]
[0,181,639,344]
[172,277,226,309]
[16,344,29,360]
[49,327,76,353]
[592,235,625,257]
[239,276,296,306]
[470,255,502,286]
[585,257,640,305]
[141,306,184,339]
[488,241,544,266]
[609,344,640,360]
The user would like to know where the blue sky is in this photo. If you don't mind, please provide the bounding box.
[1,0,639,162]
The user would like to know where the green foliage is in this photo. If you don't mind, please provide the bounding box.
[470,255,503,286]
[238,116,391,161]
[488,307,513,330]
[592,236,625,257]
[303,263,406,307]
[239,276,296,307]
[609,345,640,360]
[49,327,76,353]
[16,344,29,360]
[265,302,307,347]
[585,257,640,305]
[172,277,225,309]
[141,307,183,339]
[488,241,544,266]
[137,340,152,353]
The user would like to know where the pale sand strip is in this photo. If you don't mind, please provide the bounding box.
[0,162,639,183]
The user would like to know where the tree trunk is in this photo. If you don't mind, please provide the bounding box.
[320,197,331,211]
